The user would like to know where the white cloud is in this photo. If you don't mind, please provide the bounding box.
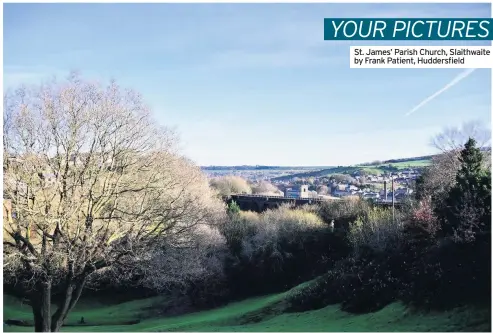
[3,67,63,88]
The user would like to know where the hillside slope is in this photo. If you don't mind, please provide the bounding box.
[4,280,490,332]
[271,157,432,181]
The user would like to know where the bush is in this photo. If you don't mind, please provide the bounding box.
[220,211,258,256]
[226,200,241,217]
[210,176,252,197]
[348,207,404,255]
[251,181,282,196]
[220,205,350,299]
[316,198,371,229]
[287,250,402,314]
[286,275,339,312]
[400,234,491,310]
[401,198,440,260]
[335,252,402,313]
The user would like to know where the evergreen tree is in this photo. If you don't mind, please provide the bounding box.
[227,200,241,217]
[414,173,426,201]
[441,138,491,241]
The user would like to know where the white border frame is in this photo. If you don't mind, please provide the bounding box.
[1,1,492,331]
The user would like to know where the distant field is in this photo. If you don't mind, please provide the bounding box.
[202,156,433,182]
[4,279,490,332]
[272,157,432,181]
[271,166,376,181]
[374,159,431,169]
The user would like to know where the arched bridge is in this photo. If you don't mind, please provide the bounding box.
[225,194,402,213]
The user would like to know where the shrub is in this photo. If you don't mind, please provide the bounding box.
[400,234,491,310]
[251,181,282,196]
[220,211,258,256]
[286,275,339,312]
[348,207,404,255]
[287,200,406,313]
[221,205,350,298]
[210,176,252,196]
[335,252,401,313]
[226,200,241,217]
[287,251,402,314]
[316,198,372,229]
[402,198,440,252]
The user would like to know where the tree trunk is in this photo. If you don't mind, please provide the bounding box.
[50,284,74,332]
[31,280,52,332]
[30,277,87,332]
[50,278,87,332]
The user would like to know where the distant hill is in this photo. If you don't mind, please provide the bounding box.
[374,154,437,165]
[271,156,433,181]
[204,149,490,181]
[200,166,333,171]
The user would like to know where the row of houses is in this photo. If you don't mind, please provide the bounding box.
[283,183,413,202]
[327,181,414,202]
[359,172,420,184]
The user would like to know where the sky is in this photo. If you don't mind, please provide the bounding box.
[4,3,492,166]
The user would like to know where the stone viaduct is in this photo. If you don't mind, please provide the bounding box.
[225,194,401,213]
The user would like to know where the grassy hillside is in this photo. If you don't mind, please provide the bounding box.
[376,159,431,168]
[4,280,489,332]
[272,157,432,181]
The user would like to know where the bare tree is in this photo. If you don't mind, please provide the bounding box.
[251,181,282,196]
[418,152,460,200]
[330,174,355,184]
[417,120,491,207]
[209,176,252,196]
[316,185,329,195]
[430,120,491,153]
[292,177,302,184]
[3,73,225,332]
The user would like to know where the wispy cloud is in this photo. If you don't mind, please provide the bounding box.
[185,4,489,70]
[3,66,64,88]
[3,65,119,90]
[208,48,345,69]
[405,68,477,117]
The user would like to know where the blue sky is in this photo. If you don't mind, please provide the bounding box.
[4,3,491,166]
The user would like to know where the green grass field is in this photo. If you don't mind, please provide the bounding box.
[375,159,431,169]
[4,280,490,332]
[272,157,432,181]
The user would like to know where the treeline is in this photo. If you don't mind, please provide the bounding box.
[381,155,434,164]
